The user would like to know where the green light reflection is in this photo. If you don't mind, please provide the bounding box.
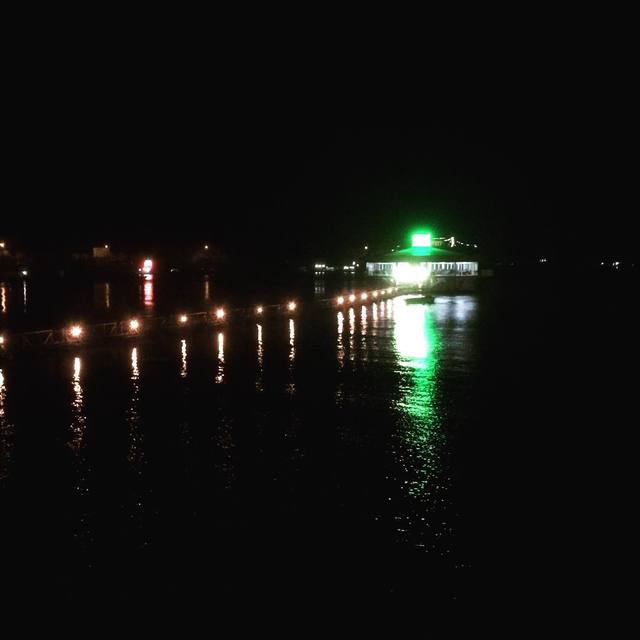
[392,298,443,502]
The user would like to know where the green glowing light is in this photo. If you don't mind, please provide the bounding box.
[394,299,437,368]
[412,233,432,248]
[393,299,441,506]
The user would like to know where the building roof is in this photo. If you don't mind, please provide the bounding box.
[374,245,476,263]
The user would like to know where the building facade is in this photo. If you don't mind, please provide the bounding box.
[366,232,478,285]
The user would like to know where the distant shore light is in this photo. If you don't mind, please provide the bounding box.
[287,301,297,312]
[179,314,188,324]
[129,319,140,332]
[216,308,226,320]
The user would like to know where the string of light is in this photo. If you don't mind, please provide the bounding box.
[0,286,405,351]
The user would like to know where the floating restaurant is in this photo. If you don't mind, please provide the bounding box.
[366,231,479,288]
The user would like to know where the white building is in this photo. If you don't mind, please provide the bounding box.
[366,232,478,285]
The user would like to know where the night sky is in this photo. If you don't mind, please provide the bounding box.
[5,114,633,263]
[2,11,636,269]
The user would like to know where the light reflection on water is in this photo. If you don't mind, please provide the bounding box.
[69,356,92,552]
[336,311,345,370]
[391,299,444,550]
[335,312,345,406]
[131,347,139,379]
[369,301,383,361]
[178,339,192,449]
[215,332,225,384]
[1,283,7,313]
[143,279,154,309]
[128,347,143,466]
[256,324,264,391]
[289,319,295,354]
[94,282,111,311]
[360,305,370,361]
[127,345,148,547]
[387,296,477,555]
[348,307,355,336]
[348,307,356,362]
[0,294,479,593]
[70,357,85,451]
[180,339,188,378]
[214,335,234,490]
[0,368,12,481]
[453,296,475,323]
[287,319,296,395]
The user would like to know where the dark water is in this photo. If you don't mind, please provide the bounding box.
[0,270,631,611]
[0,271,348,333]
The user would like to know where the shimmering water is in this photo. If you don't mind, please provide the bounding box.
[0,288,522,607]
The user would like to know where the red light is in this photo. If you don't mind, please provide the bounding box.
[144,280,154,306]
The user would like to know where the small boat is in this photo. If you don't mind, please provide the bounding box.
[406,294,435,304]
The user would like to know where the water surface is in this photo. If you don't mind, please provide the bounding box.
[1,292,483,605]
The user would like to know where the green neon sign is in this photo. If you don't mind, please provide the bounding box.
[412,233,432,248]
